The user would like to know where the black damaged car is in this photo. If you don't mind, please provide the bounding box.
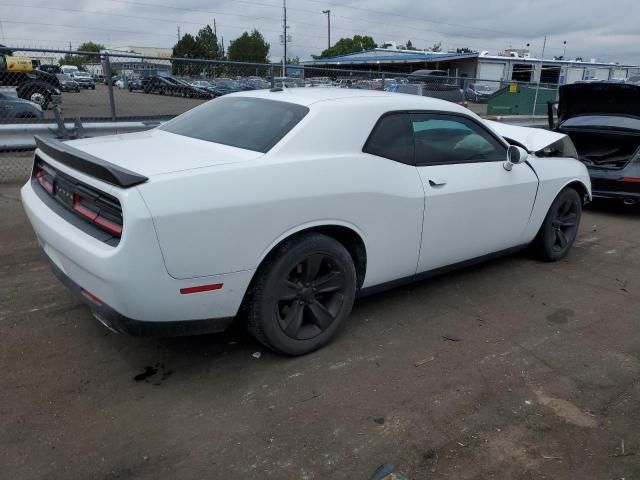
[550,83,640,204]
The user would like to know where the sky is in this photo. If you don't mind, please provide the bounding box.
[1,0,639,65]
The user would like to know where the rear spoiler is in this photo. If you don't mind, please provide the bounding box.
[34,135,148,188]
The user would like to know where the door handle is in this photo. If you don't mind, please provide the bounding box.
[428,179,447,188]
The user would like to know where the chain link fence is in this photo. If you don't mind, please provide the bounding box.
[1,46,567,182]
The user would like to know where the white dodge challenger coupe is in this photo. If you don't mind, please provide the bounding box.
[21,89,591,355]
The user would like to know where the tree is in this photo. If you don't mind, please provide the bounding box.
[456,47,475,54]
[313,35,376,58]
[227,29,270,64]
[172,33,202,74]
[405,40,417,51]
[195,25,222,60]
[59,41,105,70]
[286,56,300,64]
[430,41,442,52]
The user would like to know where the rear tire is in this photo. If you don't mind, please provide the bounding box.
[245,233,357,355]
[531,187,582,261]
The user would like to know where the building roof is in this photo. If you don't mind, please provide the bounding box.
[302,48,478,65]
[478,54,638,69]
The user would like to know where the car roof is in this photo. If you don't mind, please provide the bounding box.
[231,87,468,113]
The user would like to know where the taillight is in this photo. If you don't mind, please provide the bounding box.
[34,158,123,240]
[621,177,640,183]
[35,166,53,193]
[73,193,123,237]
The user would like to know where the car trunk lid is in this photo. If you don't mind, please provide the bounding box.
[558,83,640,122]
[65,129,263,179]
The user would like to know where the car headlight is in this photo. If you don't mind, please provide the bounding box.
[536,136,579,160]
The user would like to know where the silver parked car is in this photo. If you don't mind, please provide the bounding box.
[0,91,44,120]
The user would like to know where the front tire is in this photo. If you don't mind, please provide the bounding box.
[531,187,582,261]
[245,233,357,355]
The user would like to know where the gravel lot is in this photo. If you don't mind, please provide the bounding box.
[1,163,639,479]
[36,85,488,120]
[43,84,207,120]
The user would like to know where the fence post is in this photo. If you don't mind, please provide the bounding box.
[270,64,275,88]
[381,73,385,91]
[103,54,117,121]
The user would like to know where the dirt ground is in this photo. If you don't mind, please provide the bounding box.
[1,178,639,480]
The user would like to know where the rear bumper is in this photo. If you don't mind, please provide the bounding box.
[49,259,233,336]
[588,168,640,199]
[21,168,254,326]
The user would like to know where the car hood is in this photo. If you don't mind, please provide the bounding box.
[485,120,567,152]
[558,83,640,122]
[66,129,263,178]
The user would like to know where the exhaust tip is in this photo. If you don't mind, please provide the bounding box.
[623,198,638,206]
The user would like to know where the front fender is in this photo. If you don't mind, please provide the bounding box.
[523,155,591,241]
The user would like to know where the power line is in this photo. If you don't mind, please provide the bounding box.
[0,19,178,37]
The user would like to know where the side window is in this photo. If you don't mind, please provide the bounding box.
[363,113,414,165]
[411,114,506,166]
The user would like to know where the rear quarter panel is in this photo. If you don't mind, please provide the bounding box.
[138,154,425,286]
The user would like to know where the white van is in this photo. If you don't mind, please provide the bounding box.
[60,65,79,75]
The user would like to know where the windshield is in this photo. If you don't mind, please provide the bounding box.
[57,74,72,81]
[75,73,90,78]
[160,96,309,153]
[475,85,493,92]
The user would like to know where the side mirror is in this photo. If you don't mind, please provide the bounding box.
[504,145,529,171]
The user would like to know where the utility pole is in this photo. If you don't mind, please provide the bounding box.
[532,35,547,115]
[562,40,567,59]
[177,26,180,42]
[322,10,331,51]
[282,0,288,75]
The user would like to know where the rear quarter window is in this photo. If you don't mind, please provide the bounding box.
[160,97,309,153]
[362,113,414,164]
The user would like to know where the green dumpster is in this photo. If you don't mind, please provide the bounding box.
[487,84,557,115]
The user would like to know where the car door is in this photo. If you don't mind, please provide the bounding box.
[412,112,538,272]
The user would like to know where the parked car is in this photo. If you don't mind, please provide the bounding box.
[390,69,466,106]
[465,83,496,103]
[142,75,176,95]
[38,64,62,75]
[115,78,126,89]
[172,78,212,98]
[211,79,242,96]
[104,75,119,86]
[71,71,95,90]
[549,82,640,204]
[22,89,590,355]
[244,77,270,90]
[143,76,211,98]
[333,79,354,88]
[56,74,80,93]
[0,90,43,119]
[127,77,144,92]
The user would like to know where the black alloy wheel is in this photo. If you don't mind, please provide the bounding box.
[245,233,357,355]
[275,253,348,340]
[549,196,580,253]
[532,187,582,261]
